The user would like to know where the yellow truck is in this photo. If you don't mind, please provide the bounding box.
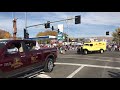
[77,41,106,55]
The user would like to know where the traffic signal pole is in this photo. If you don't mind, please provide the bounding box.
[24,12,29,39]
[25,12,27,29]
[24,15,81,39]
[26,18,75,29]
[24,18,75,39]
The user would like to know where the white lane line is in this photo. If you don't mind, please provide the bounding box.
[81,58,120,63]
[83,55,120,60]
[58,57,120,63]
[67,66,84,78]
[28,71,51,78]
[36,74,51,78]
[61,55,120,60]
[55,62,84,66]
[55,62,120,70]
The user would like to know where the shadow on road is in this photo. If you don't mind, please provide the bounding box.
[108,71,120,78]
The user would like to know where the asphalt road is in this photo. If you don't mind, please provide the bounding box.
[35,50,120,78]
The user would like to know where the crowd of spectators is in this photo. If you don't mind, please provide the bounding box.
[107,44,120,51]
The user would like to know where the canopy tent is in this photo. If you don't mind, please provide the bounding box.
[25,36,57,44]
[25,36,56,40]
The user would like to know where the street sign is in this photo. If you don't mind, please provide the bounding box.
[57,31,63,41]
[58,24,64,32]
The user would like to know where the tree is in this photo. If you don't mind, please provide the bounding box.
[0,29,12,39]
[36,30,57,44]
[112,28,120,45]
[36,30,57,37]
[63,33,68,42]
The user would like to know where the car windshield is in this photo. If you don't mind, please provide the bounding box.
[0,40,9,49]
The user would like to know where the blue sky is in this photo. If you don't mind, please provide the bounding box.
[0,12,119,38]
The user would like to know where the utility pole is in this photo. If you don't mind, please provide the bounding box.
[24,12,29,39]
[13,15,17,40]
[25,15,81,39]
[65,20,70,43]
[25,12,27,30]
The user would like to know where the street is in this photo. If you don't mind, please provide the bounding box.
[35,50,120,78]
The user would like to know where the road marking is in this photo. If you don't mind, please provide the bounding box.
[60,55,120,60]
[80,57,120,63]
[67,66,84,78]
[28,71,51,78]
[83,55,120,60]
[36,74,51,78]
[58,57,120,63]
[55,62,120,70]
[101,61,109,78]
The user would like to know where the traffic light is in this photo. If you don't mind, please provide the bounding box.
[75,15,81,24]
[44,21,50,28]
[58,29,60,33]
[24,29,29,39]
[52,26,54,30]
[106,31,109,35]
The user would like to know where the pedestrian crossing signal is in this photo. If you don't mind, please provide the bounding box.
[52,26,54,30]
[24,29,29,39]
[58,29,60,33]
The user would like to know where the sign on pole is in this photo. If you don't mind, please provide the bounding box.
[57,32,63,41]
[58,24,64,32]
[57,24,64,41]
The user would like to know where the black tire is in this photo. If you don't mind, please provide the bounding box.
[83,50,88,55]
[44,58,54,72]
[100,49,104,54]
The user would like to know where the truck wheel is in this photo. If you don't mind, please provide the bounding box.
[44,58,54,72]
[83,50,88,55]
[100,49,104,54]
